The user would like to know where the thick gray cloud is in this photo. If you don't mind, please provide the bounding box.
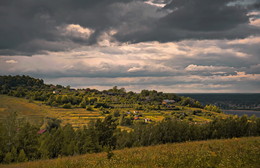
[1,36,259,92]
[0,0,259,55]
[0,0,260,93]
[163,0,248,31]
[0,0,133,55]
[116,0,260,42]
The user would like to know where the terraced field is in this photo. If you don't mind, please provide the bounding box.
[0,95,229,128]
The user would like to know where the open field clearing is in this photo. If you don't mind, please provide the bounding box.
[0,95,103,127]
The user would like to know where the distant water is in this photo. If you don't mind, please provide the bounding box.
[223,110,260,117]
[178,93,260,115]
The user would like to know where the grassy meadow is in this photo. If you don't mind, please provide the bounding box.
[1,137,259,168]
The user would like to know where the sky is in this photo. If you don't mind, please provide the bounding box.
[0,0,260,93]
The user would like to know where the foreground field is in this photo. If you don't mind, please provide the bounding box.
[1,137,259,168]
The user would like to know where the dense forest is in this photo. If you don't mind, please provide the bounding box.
[0,75,259,164]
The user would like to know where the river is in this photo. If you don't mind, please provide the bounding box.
[223,110,260,117]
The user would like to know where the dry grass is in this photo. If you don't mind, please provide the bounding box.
[0,95,47,125]
[0,95,102,128]
[1,137,259,168]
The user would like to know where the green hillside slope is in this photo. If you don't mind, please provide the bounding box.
[0,95,104,127]
[0,94,229,129]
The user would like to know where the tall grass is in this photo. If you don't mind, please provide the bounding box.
[2,137,259,168]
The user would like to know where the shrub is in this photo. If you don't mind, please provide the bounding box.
[172,107,180,110]
[86,106,93,111]
[17,149,28,162]
[193,110,202,115]
[62,103,72,109]
[3,152,13,164]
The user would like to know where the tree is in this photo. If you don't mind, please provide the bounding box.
[10,146,17,162]
[95,115,117,149]
[62,103,72,109]
[61,124,75,156]
[46,95,55,106]
[80,100,87,108]
[0,123,6,162]
[56,95,62,104]
[17,123,39,160]
[112,86,118,93]
[3,112,18,152]
[61,95,69,104]
[17,149,27,162]
[75,126,101,154]
[204,104,222,113]
[86,106,93,111]
[42,117,61,132]
[3,152,13,164]
[112,110,120,117]
[40,128,64,158]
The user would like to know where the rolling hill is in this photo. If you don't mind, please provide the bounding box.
[0,94,229,129]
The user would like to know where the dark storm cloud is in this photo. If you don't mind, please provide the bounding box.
[252,1,260,9]
[0,0,133,55]
[116,0,260,43]
[0,0,259,55]
[162,0,248,31]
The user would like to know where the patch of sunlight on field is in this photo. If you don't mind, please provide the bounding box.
[148,115,164,121]
[193,115,211,122]
[0,95,106,128]
[0,95,48,124]
[143,113,162,116]
[0,108,6,112]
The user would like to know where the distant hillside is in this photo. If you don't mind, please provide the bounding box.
[179,93,260,110]
[1,137,259,168]
[0,75,227,128]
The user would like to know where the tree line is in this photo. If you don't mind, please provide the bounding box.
[0,112,259,164]
[0,75,221,112]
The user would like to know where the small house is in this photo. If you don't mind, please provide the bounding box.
[134,114,142,117]
[162,99,176,105]
[134,117,139,120]
[144,118,152,123]
[126,111,132,115]
[134,111,140,114]
[53,90,61,94]
[37,129,46,134]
